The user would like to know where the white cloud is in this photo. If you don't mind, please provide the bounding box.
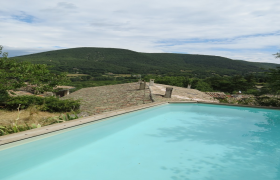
[0,0,279,63]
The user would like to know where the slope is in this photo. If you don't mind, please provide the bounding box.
[13,47,279,76]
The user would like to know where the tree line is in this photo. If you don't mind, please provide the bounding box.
[14,47,279,77]
[144,67,280,96]
[0,46,79,111]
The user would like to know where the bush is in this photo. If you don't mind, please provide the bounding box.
[4,96,80,112]
[243,89,260,96]
[237,97,256,105]
[219,98,229,103]
[195,81,213,92]
[255,97,280,107]
[41,97,80,112]
[236,96,280,107]
[5,96,44,109]
[0,90,10,104]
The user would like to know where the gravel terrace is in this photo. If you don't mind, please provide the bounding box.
[62,83,152,116]
[62,82,218,116]
[149,83,219,103]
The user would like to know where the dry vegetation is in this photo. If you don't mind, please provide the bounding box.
[0,107,60,127]
[67,74,89,77]
[114,74,131,77]
[0,104,80,136]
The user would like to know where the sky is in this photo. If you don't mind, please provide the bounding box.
[1,0,280,63]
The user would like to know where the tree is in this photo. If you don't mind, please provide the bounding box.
[264,67,280,95]
[0,46,69,102]
[263,52,280,95]
[274,51,280,58]
[194,80,213,92]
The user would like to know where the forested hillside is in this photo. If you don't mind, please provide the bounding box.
[14,47,279,77]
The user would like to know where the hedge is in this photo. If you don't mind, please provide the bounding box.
[4,96,80,112]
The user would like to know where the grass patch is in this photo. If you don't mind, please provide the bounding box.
[67,74,89,77]
[0,108,60,127]
[0,106,79,136]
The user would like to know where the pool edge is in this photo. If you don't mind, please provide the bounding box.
[2,100,280,147]
[195,101,280,110]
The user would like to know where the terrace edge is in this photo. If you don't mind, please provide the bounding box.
[1,101,280,147]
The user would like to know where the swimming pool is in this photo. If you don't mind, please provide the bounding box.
[0,103,280,180]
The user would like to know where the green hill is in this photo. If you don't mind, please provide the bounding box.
[13,47,279,77]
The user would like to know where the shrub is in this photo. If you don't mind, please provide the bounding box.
[237,97,256,105]
[5,96,44,110]
[243,89,260,96]
[195,81,213,92]
[0,90,10,103]
[41,97,80,112]
[219,98,229,103]
[255,97,280,107]
[236,96,280,107]
[4,96,80,112]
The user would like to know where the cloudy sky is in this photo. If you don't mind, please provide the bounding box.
[1,0,280,63]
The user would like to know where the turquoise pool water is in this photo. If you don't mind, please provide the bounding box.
[0,103,280,180]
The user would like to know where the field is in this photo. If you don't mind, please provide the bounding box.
[67,74,89,77]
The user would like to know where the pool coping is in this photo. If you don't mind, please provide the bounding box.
[170,101,280,110]
[196,101,280,110]
[1,100,280,146]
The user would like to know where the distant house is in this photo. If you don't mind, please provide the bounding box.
[54,86,75,97]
